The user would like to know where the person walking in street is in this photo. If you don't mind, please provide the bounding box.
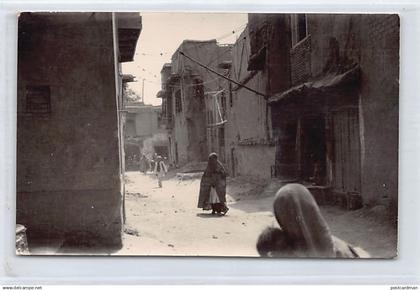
[150,153,158,172]
[197,153,229,215]
[256,183,370,258]
[154,155,168,188]
[139,154,150,174]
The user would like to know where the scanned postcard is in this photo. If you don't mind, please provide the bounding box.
[16,12,399,258]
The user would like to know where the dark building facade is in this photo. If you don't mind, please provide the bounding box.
[16,12,142,249]
[261,14,399,211]
[222,25,275,180]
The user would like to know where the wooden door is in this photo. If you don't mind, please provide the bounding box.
[331,108,361,193]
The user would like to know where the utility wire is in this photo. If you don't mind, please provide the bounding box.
[133,25,245,58]
[216,23,247,42]
[179,51,268,99]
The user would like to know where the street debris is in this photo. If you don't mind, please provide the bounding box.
[124,228,140,237]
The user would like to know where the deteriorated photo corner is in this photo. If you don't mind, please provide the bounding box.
[16,12,399,258]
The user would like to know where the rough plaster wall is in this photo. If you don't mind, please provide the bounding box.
[232,76,268,140]
[231,28,251,83]
[359,14,399,209]
[229,28,269,141]
[224,30,247,175]
[16,13,122,246]
[17,189,122,247]
[224,26,274,179]
[236,146,275,179]
[308,14,362,77]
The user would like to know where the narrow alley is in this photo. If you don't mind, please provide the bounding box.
[15,12,399,259]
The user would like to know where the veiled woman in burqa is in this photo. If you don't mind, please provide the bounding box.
[197,153,229,215]
[257,183,369,258]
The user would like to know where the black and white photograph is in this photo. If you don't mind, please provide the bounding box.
[16,12,399,258]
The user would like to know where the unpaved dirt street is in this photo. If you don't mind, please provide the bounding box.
[117,171,397,258]
[118,171,275,256]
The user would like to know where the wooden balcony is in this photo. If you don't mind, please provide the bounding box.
[290,35,311,86]
[116,13,142,63]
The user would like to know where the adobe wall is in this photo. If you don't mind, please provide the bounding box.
[226,75,275,179]
[225,27,275,179]
[17,13,122,247]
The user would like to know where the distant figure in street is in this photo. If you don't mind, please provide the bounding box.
[139,154,150,174]
[154,155,168,188]
[256,183,370,258]
[150,153,158,172]
[163,157,170,171]
[197,153,229,215]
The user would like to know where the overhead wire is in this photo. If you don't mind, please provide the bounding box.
[179,51,267,98]
[131,23,248,99]
[134,22,246,60]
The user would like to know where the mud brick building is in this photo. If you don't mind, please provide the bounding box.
[158,40,231,167]
[16,12,142,249]
[263,14,399,211]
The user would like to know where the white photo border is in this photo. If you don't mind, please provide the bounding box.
[1,0,419,285]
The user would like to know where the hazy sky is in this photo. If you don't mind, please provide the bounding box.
[122,12,248,106]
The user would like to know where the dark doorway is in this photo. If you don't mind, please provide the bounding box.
[301,117,327,185]
[274,121,298,180]
[124,143,141,171]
